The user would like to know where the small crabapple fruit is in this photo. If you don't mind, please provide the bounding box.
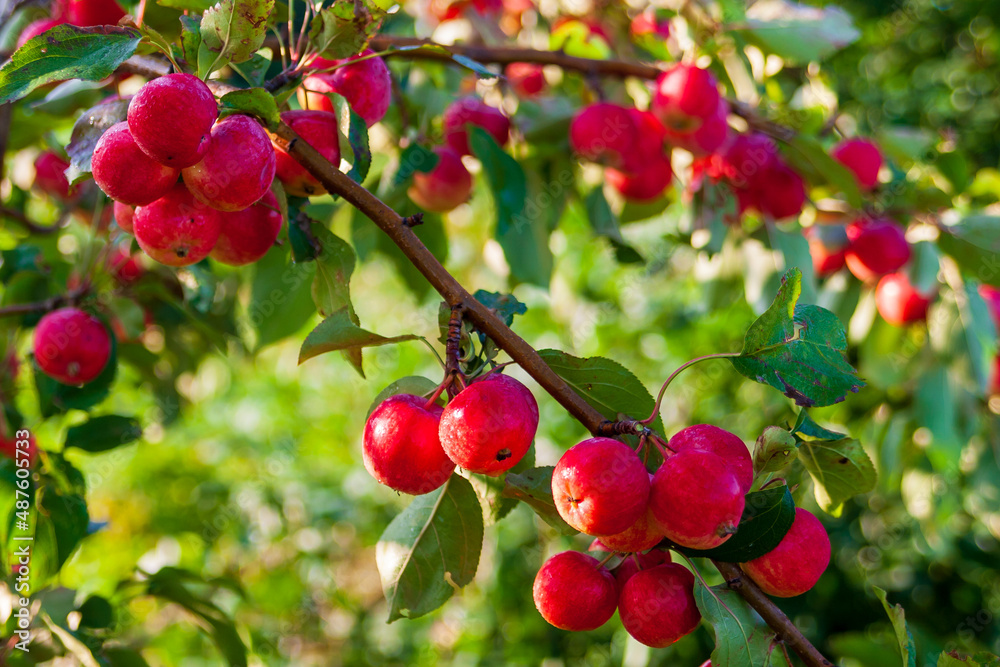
[128,74,218,168]
[113,200,135,233]
[610,549,672,589]
[64,0,126,26]
[844,218,911,283]
[618,563,701,647]
[363,393,455,495]
[832,138,883,191]
[33,151,73,199]
[33,307,111,385]
[92,122,179,206]
[552,437,650,536]
[210,190,283,266]
[272,110,342,197]
[652,63,722,133]
[438,374,538,475]
[443,97,511,156]
[300,51,392,127]
[607,156,673,202]
[569,103,640,169]
[875,273,935,326]
[599,503,665,554]
[756,162,807,220]
[505,62,546,97]
[133,183,222,267]
[407,147,473,213]
[741,508,831,597]
[533,551,618,631]
[668,424,753,493]
[650,449,745,550]
[182,114,276,212]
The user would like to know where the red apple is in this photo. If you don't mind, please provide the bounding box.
[844,218,911,283]
[128,73,218,168]
[210,190,283,266]
[91,121,179,206]
[182,114,276,212]
[533,551,618,631]
[443,97,510,156]
[741,508,830,597]
[875,273,935,326]
[668,424,753,493]
[133,183,222,267]
[33,307,111,385]
[272,110,342,197]
[832,138,882,190]
[618,563,701,647]
[407,147,473,213]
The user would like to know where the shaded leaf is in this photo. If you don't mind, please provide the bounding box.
[584,186,643,264]
[345,109,371,183]
[695,581,793,667]
[65,415,142,452]
[936,215,1000,287]
[472,290,526,327]
[394,144,439,187]
[451,54,497,79]
[875,587,916,667]
[0,25,142,104]
[376,475,484,622]
[65,97,129,182]
[248,245,318,349]
[798,438,876,514]
[782,135,863,209]
[298,308,417,370]
[501,466,577,535]
[731,268,864,407]
[681,486,795,562]
[739,0,860,64]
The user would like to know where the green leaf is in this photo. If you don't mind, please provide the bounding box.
[0,25,141,104]
[394,144,439,187]
[470,444,535,525]
[753,426,798,474]
[501,466,577,535]
[299,308,418,370]
[936,215,1000,287]
[681,486,795,562]
[200,0,274,73]
[230,51,271,87]
[874,587,916,667]
[308,1,372,61]
[472,290,526,327]
[695,581,793,667]
[451,54,497,79]
[583,186,643,264]
[731,268,864,407]
[65,415,142,453]
[37,487,89,568]
[738,0,860,64]
[65,97,129,182]
[144,568,248,667]
[248,245,317,349]
[798,438,876,514]
[218,88,280,131]
[469,126,552,287]
[692,176,736,255]
[962,280,999,395]
[376,474,484,622]
[791,410,845,441]
[367,376,440,418]
[937,653,1000,667]
[536,349,664,434]
[782,135,863,209]
[345,109,371,184]
[309,225,362,373]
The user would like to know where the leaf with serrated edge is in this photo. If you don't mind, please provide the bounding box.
[797,438,875,515]
[875,587,916,667]
[0,25,141,104]
[298,308,417,370]
[681,486,794,562]
[376,475,483,622]
[695,580,793,667]
[501,466,577,535]
[200,0,274,72]
[536,349,664,434]
[731,268,864,407]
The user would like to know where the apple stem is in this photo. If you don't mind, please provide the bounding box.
[595,553,617,569]
[424,377,452,409]
[445,304,467,398]
[760,477,787,491]
[639,352,741,426]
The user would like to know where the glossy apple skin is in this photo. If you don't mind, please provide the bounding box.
[668,424,753,493]
[438,374,538,475]
[552,437,650,536]
[844,218,911,283]
[618,563,701,648]
[611,549,672,589]
[133,183,222,267]
[113,200,135,233]
[607,157,673,201]
[182,114,276,212]
[532,551,618,631]
[272,110,342,197]
[210,190,283,266]
[64,0,126,26]
[443,97,510,156]
[741,508,831,597]
[92,122,179,206]
[300,51,392,127]
[651,63,722,133]
[407,147,473,212]
[832,138,882,190]
[33,151,73,199]
[650,449,745,550]
[756,162,806,220]
[128,74,218,168]
[363,393,455,495]
[33,307,111,385]
[875,273,934,326]
[569,103,640,169]
[598,505,664,553]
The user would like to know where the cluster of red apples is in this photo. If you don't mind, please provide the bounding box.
[536,425,831,647]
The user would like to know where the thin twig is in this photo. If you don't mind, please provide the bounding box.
[0,287,89,319]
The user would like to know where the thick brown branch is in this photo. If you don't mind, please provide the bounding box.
[368,35,662,79]
[714,561,835,666]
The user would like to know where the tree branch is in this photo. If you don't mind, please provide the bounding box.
[714,561,834,666]
[0,287,88,319]
[277,121,833,667]
[1,205,70,235]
